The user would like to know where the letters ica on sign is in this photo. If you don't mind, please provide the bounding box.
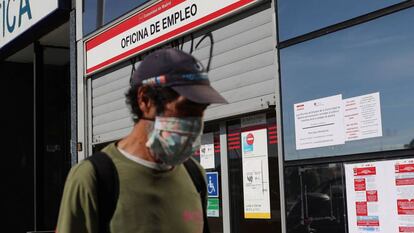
[0,0,32,37]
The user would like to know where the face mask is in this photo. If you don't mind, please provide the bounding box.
[146,116,203,166]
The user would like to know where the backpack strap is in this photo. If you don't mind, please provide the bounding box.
[184,158,211,233]
[87,151,119,233]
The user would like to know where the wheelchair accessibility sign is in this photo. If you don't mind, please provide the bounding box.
[206,172,219,197]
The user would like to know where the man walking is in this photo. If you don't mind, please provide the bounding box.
[56,48,227,233]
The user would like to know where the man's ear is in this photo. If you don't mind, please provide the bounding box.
[137,86,155,115]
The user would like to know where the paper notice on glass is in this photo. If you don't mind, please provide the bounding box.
[294,94,345,150]
[345,162,383,233]
[394,159,414,231]
[344,92,382,141]
[345,158,414,233]
[200,144,215,169]
[241,128,271,219]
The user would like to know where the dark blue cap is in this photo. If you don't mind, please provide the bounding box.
[132,48,227,104]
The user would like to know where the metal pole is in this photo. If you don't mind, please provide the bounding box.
[70,1,78,166]
[220,122,231,233]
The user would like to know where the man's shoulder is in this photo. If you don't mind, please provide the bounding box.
[100,142,120,159]
[65,159,97,188]
[188,157,206,177]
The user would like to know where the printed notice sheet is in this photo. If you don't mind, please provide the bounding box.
[344,92,382,141]
[294,92,383,150]
[241,128,271,219]
[294,94,345,150]
[200,133,215,169]
[345,158,414,233]
[200,144,215,169]
[394,159,414,232]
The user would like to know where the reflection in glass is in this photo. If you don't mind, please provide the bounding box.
[280,7,414,160]
[83,0,149,36]
[83,0,99,35]
[277,0,402,41]
[285,164,346,233]
[104,0,150,24]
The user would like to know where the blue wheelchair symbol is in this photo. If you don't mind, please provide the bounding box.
[206,172,219,197]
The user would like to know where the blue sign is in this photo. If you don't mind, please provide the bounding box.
[206,172,219,197]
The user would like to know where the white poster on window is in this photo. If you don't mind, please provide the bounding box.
[345,158,414,233]
[394,159,414,232]
[344,92,382,141]
[294,94,345,150]
[200,144,215,169]
[241,128,271,219]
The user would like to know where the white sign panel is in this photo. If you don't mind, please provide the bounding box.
[241,128,271,219]
[200,144,215,169]
[294,94,345,150]
[0,0,59,49]
[84,0,260,75]
[344,92,382,141]
[345,159,414,233]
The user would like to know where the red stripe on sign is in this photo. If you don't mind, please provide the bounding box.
[86,0,185,51]
[86,0,256,74]
[214,145,220,149]
[268,130,277,135]
[228,141,240,146]
[268,126,277,130]
[227,139,239,143]
[214,149,220,153]
[228,132,240,137]
[269,140,277,144]
[227,137,239,142]
[269,135,277,140]
[229,146,241,150]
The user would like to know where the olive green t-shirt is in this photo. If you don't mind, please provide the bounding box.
[56,143,205,233]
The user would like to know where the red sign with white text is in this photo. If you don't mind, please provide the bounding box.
[356,202,368,216]
[84,0,260,75]
[397,199,414,215]
[354,167,376,176]
[366,190,378,202]
[354,178,366,191]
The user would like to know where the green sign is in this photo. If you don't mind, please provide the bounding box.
[207,198,219,217]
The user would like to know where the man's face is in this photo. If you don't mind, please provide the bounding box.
[162,96,209,118]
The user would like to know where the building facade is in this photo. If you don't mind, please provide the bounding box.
[0,0,74,232]
[2,0,414,232]
[77,0,414,233]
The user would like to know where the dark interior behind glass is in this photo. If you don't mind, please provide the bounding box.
[284,163,346,233]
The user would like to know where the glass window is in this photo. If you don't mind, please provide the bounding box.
[83,0,99,35]
[83,0,149,36]
[227,111,281,233]
[104,0,150,25]
[280,7,414,160]
[277,0,403,41]
[284,163,346,233]
[192,123,224,233]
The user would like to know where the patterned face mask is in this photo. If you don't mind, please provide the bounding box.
[146,116,203,166]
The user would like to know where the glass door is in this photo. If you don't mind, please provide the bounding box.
[226,111,281,233]
[192,123,224,233]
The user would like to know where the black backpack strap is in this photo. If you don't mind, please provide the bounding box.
[184,158,211,233]
[87,151,119,233]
